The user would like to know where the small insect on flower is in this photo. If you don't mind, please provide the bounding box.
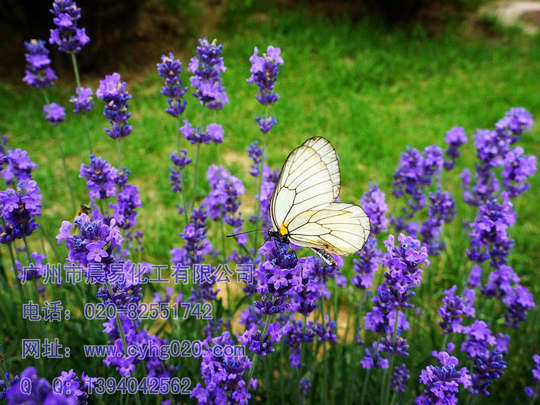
[268,137,370,265]
[73,203,91,222]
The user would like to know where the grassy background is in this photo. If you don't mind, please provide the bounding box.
[0,6,539,403]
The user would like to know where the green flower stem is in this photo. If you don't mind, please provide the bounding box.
[252,105,269,257]
[360,367,371,405]
[22,236,40,304]
[39,226,61,262]
[70,52,93,154]
[105,281,129,355]
[117,138,122,169]
[383,310,400,405]
[6,241,24,303]
[440,333,449,352]
[70,53,82,91]
[192,143,201,210]
[176,117,188,225]
[247,313,271,383]
[42,90,76,213]
[319,296,329,405]
[219,218,232,315]
[191,107,205,214]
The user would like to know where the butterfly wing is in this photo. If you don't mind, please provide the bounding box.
[270,145,335,232]
[286,203,370,255]
[303,137,340,200]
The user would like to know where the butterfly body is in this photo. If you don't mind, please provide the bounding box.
[267,229,289,244]
[268,137,370,265]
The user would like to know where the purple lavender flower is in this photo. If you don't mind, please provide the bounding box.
[464,108,534,206]
[460,320,506,395]
[474,129,504,166]
[312,318,338,344]
[391,145,443,232]
[16,251,46,282]
[501,146,537,197]
[49,0,90,53]
[191,332,253,405]
[482,264,536,328]
[0,143,38,185]
[468,265,483,288]
[79,154,119,200]
[239,319,283,358]
[495,107,534,140]
[22,39,57,89]
[461,320,495,359]
[524,354,540,398]
[288,257,327,316]
[247,141,263,177]
[482,264,520,299]
[299,377,311,397]
[5,366,79,404]
[365,234,429,333]
[416,350,471,404]
[361,341,389,370]
[253,240,299,316]
[188,38,228,109]
[255,116,277,133]
[97,260,151,311]
[43,103,66,125]
[96,73,133,139]
[380,334,410,357]
[420,187,456,255]
[361,182,389,235]
[103,315,173,378]
[470,350,507,396]
[171,150,192,169]
[443,126,467,170]
[180,120,224,145]
[247,46,284,106]
[70,87,94,113]
[0,179,42,243]
[467,192,515,266]
[57,213,122,268]
[364,233,428,369]
[171,206,216,303]
[501,284,535,329]
[55,369,88,403]
[98,261,172,380]
[207,123,224,143]
[171,206,213,268]
[438,285,475,334]
[157,52,188,117]
[204,165,245,230]
[351,237,380,289]
[427,188,456,224]
[283,318,316,367]
[169,150,192,193]
[110,184,142,229]
[392,147,429,201]
[391,364,410,393]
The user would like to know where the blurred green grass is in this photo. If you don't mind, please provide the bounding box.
[0,8,539,402]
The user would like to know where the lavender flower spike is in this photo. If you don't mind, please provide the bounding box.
[416,349,471,404]
[22,39,57,89]
[96,73,133,139]
[157,52,188,117]
[49,0,90,53]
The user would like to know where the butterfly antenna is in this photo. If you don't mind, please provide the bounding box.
[226,229,259,238]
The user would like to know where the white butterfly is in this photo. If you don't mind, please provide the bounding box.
[268,137,370,265]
